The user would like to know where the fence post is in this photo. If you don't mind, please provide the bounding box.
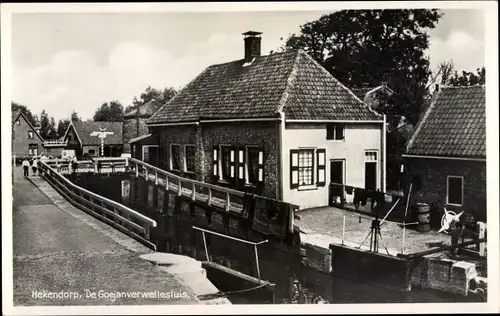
[135,163,139,178]
[225,192,230,211]
[207,188,212,206]
[192,183,196,201]
[155,171,158,185]
[178,179,182,196]
[145,167,149,181]
[165,175,169,191]
[478,221,486,256]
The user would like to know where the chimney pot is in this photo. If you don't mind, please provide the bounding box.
[243,31,262,62]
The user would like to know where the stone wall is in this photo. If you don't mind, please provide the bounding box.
[407,158,487,225]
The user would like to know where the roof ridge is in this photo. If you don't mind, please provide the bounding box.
[278,50,301,114]
[298,50,383,119]
[406,87,442,152]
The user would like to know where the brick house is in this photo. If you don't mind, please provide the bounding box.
[144,31,386,210]
[62,121,124,158]
[403,85,486,224]
[12,111,45,158]
[123,99,159,153]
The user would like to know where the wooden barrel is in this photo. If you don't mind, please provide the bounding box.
[416,203,431,232]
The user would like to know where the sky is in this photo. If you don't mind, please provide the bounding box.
[10,8,486,121]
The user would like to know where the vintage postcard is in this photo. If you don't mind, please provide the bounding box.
[1,1,498,315]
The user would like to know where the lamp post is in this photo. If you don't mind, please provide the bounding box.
[90,128,114,157]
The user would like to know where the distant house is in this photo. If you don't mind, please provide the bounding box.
[142,31,386,210]
[123,99,159,153]
[62,121,124,157]
[12,111,45,157]
[403,85,486,223]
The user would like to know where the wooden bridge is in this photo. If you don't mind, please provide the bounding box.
[38,157,299,249]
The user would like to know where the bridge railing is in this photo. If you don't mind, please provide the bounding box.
[37,159,157,250]
[129,158,298,230]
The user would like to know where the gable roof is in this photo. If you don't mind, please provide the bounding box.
[406,85,485,158]
[12,111,45,142]
[147,49,381,124]
[124,99,159,118]
[68,121,124,145]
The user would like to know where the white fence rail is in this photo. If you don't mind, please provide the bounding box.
[38,159,157,250]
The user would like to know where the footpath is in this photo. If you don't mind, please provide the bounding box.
[12,167,230,306]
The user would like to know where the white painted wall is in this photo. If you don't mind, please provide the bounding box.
[281,122,384,210]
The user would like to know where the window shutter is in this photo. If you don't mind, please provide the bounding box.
[326,124,334,140]
[230,147,236,179]
[336,124,345,140]
[290,150,299,189]
[316,149,326,187]
[213,147,218,178]
[257,149,264,183]
[238,148,245,182]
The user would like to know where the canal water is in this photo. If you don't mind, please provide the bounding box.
[68,173,469,304]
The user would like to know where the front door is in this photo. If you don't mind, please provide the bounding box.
[329,160,344,205]
[365,162,377,191]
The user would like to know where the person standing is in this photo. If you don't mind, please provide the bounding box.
[22,157,30,177]
[32,157,38,175]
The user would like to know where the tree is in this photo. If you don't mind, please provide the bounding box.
[126,86,177,113]
[448,67,485,86]
[12,102,37,126]
[281,9,443,125]
[48,117,59,139]
[39,110,51,139]
[57,119,71,137]
[93,101,124,122]
[71,110,81,122]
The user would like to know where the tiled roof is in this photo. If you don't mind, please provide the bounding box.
[147,49,381,124]
[71,121,124,145]
[406,86,485,158]
[124,100,159,118]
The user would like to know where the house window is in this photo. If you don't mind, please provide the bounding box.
[170,144,181,170]
[88,149,96,155]
[220,146,233,181]
[28,131,34,139]
[131,145,135,157]
[326,124,345,140]
[143,146,150,163]
[28,144,38,156]
[16,120,20,125]
[247,147,260,185]
[184,145,196,172]
[447,176,463,206]
[68,135,72,142]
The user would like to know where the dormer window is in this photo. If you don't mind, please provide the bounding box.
[326,124,345,140]
[28,131,34,139]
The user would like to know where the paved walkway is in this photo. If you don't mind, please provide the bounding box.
[297,206,454,255]
[12,167,200,306]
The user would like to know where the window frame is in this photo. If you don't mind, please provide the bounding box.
[28,144,38,156]
[184,144,196,173]
[218,145,233,182]
[446,175,464,207]
[245,145,261,186]
[326,123,345,141]
[297,148,315,188]
[169,143,181,171]
[28,131,34,139]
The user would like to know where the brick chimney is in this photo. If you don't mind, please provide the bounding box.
[243,31,262,62]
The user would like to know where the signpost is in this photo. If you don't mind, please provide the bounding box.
[90,128,114,157]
